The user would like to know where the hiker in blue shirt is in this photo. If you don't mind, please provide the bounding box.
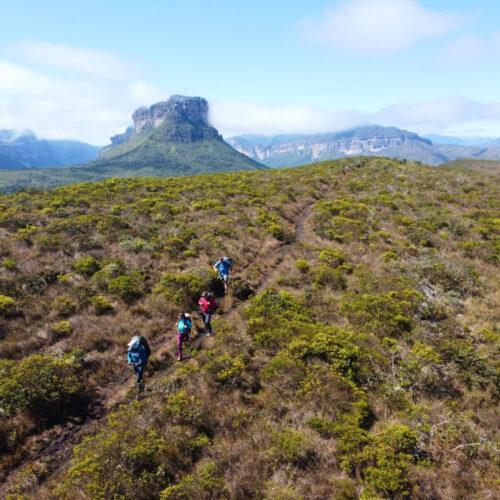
[176,312,192,361]
[214,256,232,294]
[127,335,151,392]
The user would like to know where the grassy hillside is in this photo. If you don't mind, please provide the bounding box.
[0,157,499,498]
[441,158,500,175]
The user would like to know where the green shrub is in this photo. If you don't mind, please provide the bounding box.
[382,250,399,262]
[160,461,229,499]
[318,249,346,267]
[73,256,101,276]
[313,265,346,289]
[0,351,84,419]
[53,296,77,317]
[272,428,311,465]
[0,294,15,316]
[1,259,17,271]
[341,289,422,337]
[51,321,71,337]
[91,295,114,314]
[204,353,246,387]
[295,259,310,273]
[230,277,255,300]
[108,275,142,304]
[119,237,150,252]
[155,268,220,307]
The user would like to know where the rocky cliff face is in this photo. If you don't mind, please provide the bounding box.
[109,95,217,147]
[131,95,210,134]
[226,126,452,167]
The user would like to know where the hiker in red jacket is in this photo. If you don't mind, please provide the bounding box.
[198,291,217,336]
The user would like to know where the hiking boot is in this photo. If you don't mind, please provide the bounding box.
[205,332,211,337]
[177,356,182,362]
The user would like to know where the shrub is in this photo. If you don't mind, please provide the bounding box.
[51,321,72,337]
[91,295,114,314]
[382,250,399,262]
[155,268,220,307]
[272,428,312,465]
[0,294,16,316]
[160,461,229,499]
[0,351,84,419]
[108,275,142,304]
[204,353,246,387]
[53,296,77,317]
[1,259,17,270]
[318,249,346,268]
[341,289,423,337]
[119,237,149,252]
[312,265,346,289]
[230,277,255,301]
[295,259,310,273]
[73,256,101,276]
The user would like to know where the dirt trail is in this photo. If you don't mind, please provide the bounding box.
[0,199,318,496]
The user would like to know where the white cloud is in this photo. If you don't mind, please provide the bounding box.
[211,97,500,139]
[439,30,500,65]
[10,40,134,79]
[302,0,460,55]
[0,42,169,144]
[210,100,364,137]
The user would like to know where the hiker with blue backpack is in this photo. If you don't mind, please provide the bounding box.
[176,312,192,361]
[127,335,151,392]
[214,256,232,294]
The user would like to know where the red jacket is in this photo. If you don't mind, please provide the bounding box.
[198,295,217,313]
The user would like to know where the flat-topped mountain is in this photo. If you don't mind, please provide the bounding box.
[227,126,500,167]
[95,95,264,174]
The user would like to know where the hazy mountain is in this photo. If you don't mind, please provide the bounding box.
[423,134,465,145]
[0,129,101,169]
[227,126,500,167]
[227,126,448,167]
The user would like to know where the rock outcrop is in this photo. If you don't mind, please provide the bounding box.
[132,95,210,134]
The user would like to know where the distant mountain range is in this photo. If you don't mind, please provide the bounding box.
[0,130,101,169]
[0,96,265,192]
[226,127,500,167]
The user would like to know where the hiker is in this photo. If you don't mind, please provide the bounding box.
[127,335,151,392]
[214,256,232,293]
[176,312,192,361]
[198,291,217,336]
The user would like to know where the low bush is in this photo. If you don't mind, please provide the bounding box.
[90,295,114,314]
[0,294,15,316]
[0,350,85,420]
[73,256,101,276]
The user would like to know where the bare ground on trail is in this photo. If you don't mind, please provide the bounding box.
[0,198,320,497]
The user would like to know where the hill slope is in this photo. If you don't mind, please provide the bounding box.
[0,157,498,498]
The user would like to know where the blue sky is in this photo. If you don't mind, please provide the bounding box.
[1,0,499,143]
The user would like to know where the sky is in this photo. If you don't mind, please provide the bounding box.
[1,0,500,144]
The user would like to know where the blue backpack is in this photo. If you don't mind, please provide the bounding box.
[127,336,150,365]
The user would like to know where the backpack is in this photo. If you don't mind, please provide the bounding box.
[128,335,150,363]
[207,294,218,313]
[224,257,232,268]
